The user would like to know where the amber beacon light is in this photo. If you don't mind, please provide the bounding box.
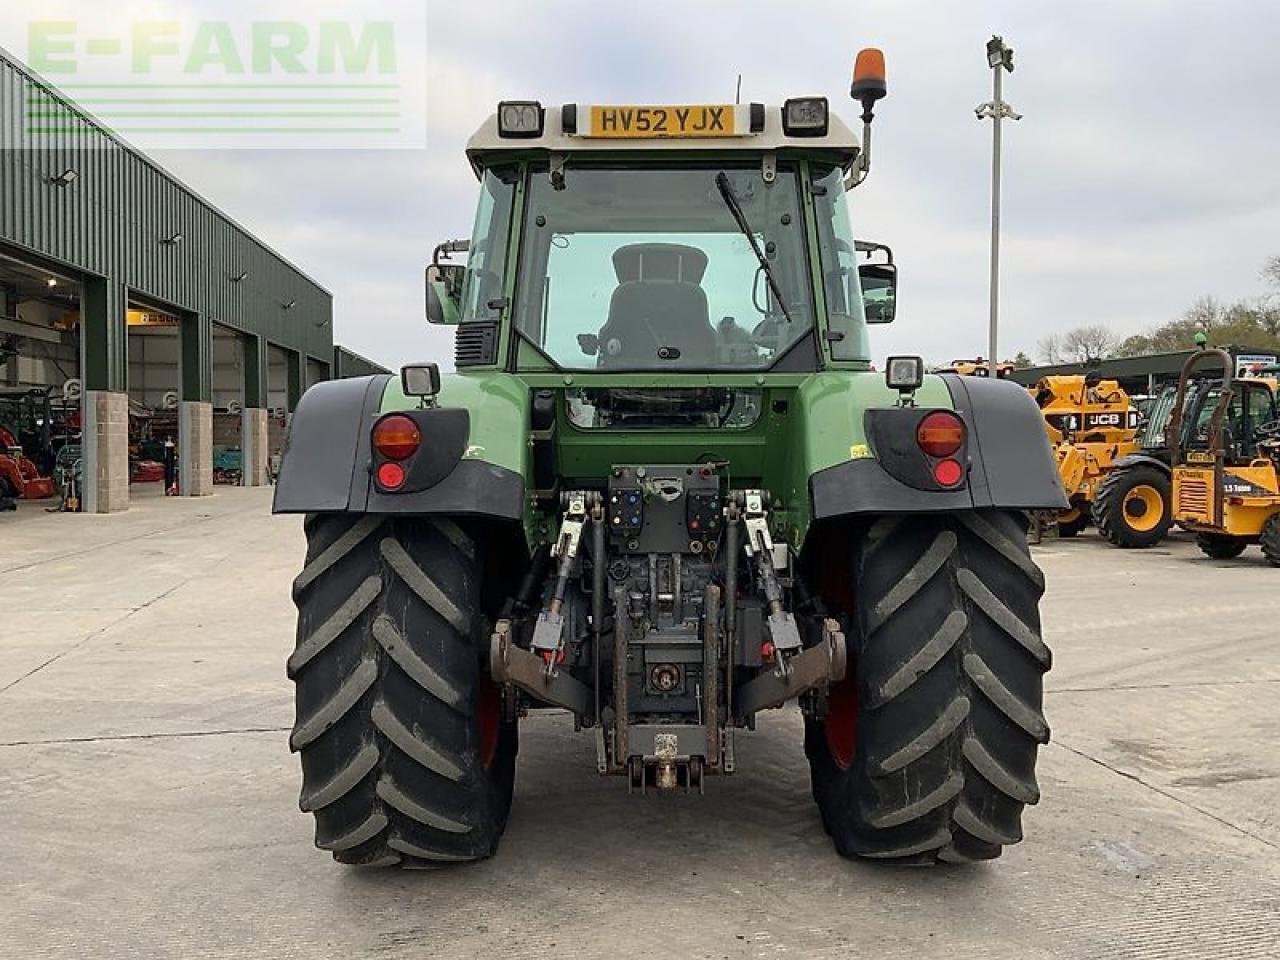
[851,48,887,117]
[846,48,888,188]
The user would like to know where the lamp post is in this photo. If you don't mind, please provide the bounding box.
[976,35,1020,376]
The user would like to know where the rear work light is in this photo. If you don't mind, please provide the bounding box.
[497,100,544,138]
[885,356,924,392]
[917,411,966,459]
[782,97,829,137]
[372,414,421,461]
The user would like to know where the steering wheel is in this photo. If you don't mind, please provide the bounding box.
[1256,418,1280,439]
[751,317,783,350]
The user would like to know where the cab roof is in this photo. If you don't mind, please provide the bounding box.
[465,102,861,177]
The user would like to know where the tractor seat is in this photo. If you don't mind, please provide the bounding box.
[598,281,716,365]
[597,243,715,365]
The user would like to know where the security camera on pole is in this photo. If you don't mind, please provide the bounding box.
[975,35,1020,377]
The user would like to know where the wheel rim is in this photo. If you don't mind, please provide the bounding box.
[1122,484,1163,532]
[824,675,858,770]
[477,674,501,770]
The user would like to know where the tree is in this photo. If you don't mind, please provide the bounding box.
[1116,294,1280,357]
[1037,324,1120,364]
[1038,256,1280,364]
[1011,351,1035,368]
[1263,255,1280,290]
[1259,258,1280,337]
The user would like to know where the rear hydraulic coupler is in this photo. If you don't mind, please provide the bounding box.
[489,491,598,717]
[531,491,598,676]
[736,490,802,675]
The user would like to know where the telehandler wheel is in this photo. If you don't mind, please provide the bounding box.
[806,510,1050,864]
[1092,465,1172,549]
[1262,514,1280,568]
[288,514,517,868]
[1055,507,1088,538]
[1196,533,1249,560]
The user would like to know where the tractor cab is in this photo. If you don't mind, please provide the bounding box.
[429,94,894,388]
[417,70,922,509]
[1167,349,1280,563]
[1182,381,1278,459]
[1141,350,1280,458]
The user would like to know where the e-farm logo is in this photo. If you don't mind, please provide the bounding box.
[15,3,426,150]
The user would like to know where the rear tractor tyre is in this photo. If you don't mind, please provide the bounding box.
[288,514,517,868]
[806,510,1051,864]
[1196,534,1249,560]
[1093,466,1172,549]
[1261,514,1280,568]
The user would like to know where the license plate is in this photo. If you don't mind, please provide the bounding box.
[587,104,737,139]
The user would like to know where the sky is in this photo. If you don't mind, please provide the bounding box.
[3,1,1280,370]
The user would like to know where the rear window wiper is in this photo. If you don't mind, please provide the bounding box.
[715,171,794,325]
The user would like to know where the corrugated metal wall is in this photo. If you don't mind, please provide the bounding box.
[0,50,333,363]
[333,346,389,378]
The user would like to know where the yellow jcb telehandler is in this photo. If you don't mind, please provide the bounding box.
[1030,373,1170,541]
[1167,349,1280,564]
[937,358,1014,379]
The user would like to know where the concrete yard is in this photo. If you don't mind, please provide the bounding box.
[2,487,1278,959]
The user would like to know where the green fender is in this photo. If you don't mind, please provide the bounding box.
[381,371,531,476]
[273,371,534,543]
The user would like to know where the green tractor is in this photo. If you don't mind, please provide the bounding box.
[274,50,1067,867]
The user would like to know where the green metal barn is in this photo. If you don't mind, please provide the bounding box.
[0,47,385,512]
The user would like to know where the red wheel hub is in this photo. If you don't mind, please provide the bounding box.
[824,674,858,770]
[477,674,502,770]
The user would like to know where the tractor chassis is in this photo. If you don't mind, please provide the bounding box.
[487,477,848,792]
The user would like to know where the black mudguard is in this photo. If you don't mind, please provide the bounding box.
[810,373,1068,518]
[272,374,525,520]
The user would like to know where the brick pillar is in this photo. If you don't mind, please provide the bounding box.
[179,401,214,496]
[83,390,129,513]
[241,407,269,486]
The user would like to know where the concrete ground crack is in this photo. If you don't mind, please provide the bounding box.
[0,514,287,700]
[0,726,290,748]
[1052,739,1279,852]
[0,500,265,576]
[1052,679,1280,694]
[0,578,191,698]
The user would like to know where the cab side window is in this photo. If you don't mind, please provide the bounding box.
[1243,384,1276,453]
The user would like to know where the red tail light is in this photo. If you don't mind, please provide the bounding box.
[377,461,407,490]
[933,458,965,487]
[917,411,966,458]
[372,414,421,461]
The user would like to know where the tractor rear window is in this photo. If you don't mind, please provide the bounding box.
[513,163,815,371]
